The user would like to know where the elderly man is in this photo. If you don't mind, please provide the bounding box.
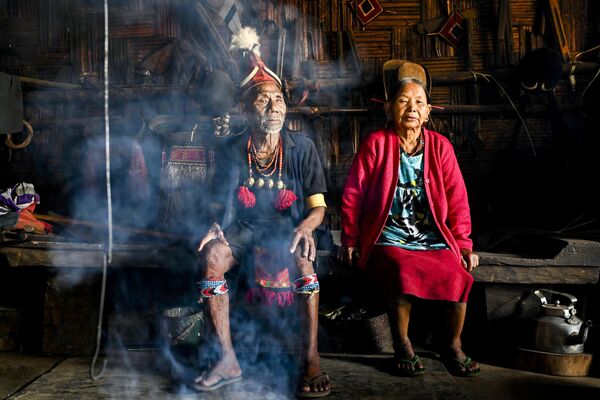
[193,28,331,398]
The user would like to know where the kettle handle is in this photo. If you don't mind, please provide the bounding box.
[534,289,577,306]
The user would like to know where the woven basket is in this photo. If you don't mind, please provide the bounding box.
[161,307,204,347]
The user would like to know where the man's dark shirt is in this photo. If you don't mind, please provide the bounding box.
[210,128,327,229]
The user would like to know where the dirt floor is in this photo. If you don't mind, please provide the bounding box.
[2,350,600,400]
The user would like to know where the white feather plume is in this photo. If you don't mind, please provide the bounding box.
[229,26,261,56]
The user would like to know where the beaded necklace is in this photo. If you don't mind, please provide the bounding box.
[237,135,297,210]
[245,136,285,190]
[400,134,424,157]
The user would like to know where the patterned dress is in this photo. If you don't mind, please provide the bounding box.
[367,146,473,304]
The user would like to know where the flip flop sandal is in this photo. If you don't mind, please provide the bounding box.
[191,372,243,392]
[296,372,332,398]
[393,354,426,377]
[444,356,481,377]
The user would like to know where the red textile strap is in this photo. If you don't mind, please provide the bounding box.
[292,273,320,294]
[197,279,229,298]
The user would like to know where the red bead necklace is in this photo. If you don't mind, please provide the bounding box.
[237,135,297,210]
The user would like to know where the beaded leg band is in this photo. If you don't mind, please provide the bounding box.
[292,273,320,295]
[197,279,229,298]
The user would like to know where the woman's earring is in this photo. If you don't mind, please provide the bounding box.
[425,115,433,128]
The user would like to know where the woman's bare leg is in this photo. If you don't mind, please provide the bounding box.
[444,302,479,374]
[388,295,424,373]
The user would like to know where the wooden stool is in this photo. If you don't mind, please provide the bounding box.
[513,347,593,377]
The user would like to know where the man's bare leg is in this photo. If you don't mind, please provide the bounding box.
[194,240,242,388]
[295,256,331,394]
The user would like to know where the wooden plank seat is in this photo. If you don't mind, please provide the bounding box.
[318,235,600,285]
[0,234,192,269]
[1,234,599,284]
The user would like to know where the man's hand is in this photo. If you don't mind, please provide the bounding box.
[337,246,360,266]
[460,248,479,273]
[288,206,325,262]
[289,225,317,262]
[197,223,229,252]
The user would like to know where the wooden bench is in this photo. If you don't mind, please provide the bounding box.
[3,234,599,285]
[318,235,600,285]
[1,234,599,356]
[0,235,196,355]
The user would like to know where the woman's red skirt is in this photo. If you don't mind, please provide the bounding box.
[367,245,473,304]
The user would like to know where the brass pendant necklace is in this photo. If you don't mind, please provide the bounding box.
[245,136,286,190]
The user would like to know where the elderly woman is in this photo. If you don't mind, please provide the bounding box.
[339,60,480,377]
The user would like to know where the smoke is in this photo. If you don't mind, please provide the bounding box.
[5,0,341,397]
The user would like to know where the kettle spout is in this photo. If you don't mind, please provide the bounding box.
[570,320,593,345]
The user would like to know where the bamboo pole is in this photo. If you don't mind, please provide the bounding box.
[33,214,183,240]
[20,63,599,103]
[19,76,82,89]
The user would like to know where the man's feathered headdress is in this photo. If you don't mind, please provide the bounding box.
[230,27,281,95]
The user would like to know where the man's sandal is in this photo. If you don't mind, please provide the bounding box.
[393,354,426,377]
[443,356,481,377]
[191,372,243,392]
[296,372,331,398]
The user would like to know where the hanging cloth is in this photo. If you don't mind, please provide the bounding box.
[0,72,23,134]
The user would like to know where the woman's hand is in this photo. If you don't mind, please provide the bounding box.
[460,248,479,272]
[197,223,229,252]
[337,246,360,266]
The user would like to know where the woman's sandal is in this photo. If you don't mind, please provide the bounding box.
[443,356,481,377]
[393,354,426,377]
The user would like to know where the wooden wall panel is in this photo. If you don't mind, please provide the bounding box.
[0,0,594,227]
[108,10,157,38]
[511,0,537,26]
[391,27,421,60]
[354,30,391,59]
[561,0,588,54]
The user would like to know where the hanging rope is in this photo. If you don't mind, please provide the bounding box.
[90,253,108,380]
[5,121,34,149]
[90,0,112,381]
[103,1,113,263]
[472,72,536,157]
[574,43,600,100]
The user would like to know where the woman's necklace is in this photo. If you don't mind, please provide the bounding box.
[401,134,423,157]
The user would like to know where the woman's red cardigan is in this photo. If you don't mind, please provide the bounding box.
[341,127,473,269]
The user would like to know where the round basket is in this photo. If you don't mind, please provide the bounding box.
[161,307,204,347]
[148,115,197,136]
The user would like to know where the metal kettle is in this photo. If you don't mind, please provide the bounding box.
[533,289,592,354]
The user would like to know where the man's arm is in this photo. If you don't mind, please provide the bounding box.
[289,205,326,262]
[197,223,229,252]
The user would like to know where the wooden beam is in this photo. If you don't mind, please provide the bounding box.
[19,76,82,89]
[0,240,189,269]
[431,62,599,85]
[472,265,599,284]
[20,62,600,104]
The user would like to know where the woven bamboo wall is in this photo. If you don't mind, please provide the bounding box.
[0,0,597,232]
